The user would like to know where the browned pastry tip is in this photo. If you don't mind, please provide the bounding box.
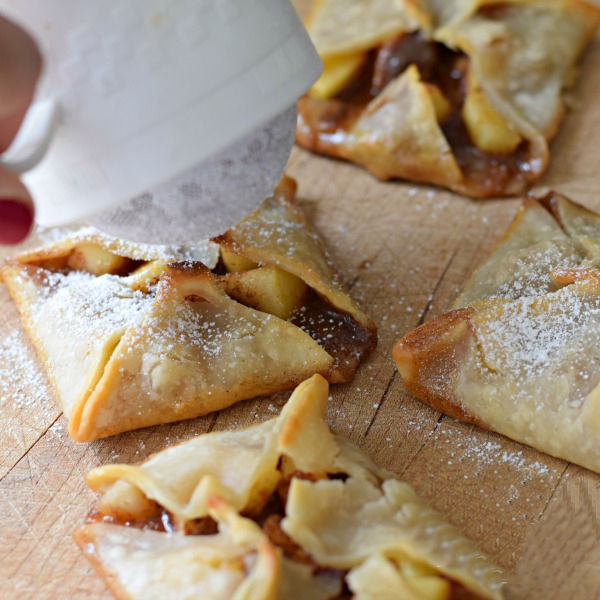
[392,308,486,427]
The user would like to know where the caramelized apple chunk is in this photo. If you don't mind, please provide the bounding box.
[309,52,365,100]
[425,83,451,123]
[400,558,451,600]
[462,75,521,155]
[124,260,168,293]
[220,248,258,273]
[67,244,127,275]
[224,266,308,320]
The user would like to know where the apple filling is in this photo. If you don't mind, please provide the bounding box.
[85,461,475,600]
[298,31,534,195]
[34,240,375,383]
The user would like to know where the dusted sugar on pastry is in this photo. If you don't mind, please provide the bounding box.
[393,192,600,473]
[1,177,376,442]
[75,375,506,600]
[297,0,600,197]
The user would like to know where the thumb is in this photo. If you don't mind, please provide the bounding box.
[0,167,34,245]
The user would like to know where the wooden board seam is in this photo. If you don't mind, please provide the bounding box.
[363,371,397,438]
[0,413,61,484]
[400,413,445,478]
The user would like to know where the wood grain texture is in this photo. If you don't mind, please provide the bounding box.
[2,6,600,598]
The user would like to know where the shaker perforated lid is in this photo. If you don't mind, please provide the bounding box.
[0,0,321,242]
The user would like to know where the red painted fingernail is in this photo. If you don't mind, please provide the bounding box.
[0,199,34,244]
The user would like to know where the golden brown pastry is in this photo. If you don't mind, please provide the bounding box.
[76,375,506,600]
[297,0,600,197]
[393,192,600,473]
[2,178,375,441]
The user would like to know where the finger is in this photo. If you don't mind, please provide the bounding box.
[0,166,34,244]
[0,15,42,152]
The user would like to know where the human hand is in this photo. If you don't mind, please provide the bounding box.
[0,15,41,245]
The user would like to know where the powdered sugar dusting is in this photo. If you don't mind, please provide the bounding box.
[0,326,52,412]
[442,434,561,481]
[431,424,564,522]
[489,241,581,300]
[461,439,553,477]
[144,299,267,361]
[0,318,58,470]
[475,286,600,406]
[15,224,220,267]
[230,196,344,290]
[33,270,153,337]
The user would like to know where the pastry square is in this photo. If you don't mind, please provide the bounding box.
[76,375,505,599]
[393,192,600,472]
[2,178,375,441]
[297,0,600,197]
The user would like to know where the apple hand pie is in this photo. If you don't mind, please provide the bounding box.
[393,192,600,473]
[1,177,375,441]
[297,0,600,197]
[76,375,506,600]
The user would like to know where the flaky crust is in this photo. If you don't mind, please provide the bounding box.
[297,0,600,197]
[393,193,600,474]
[393,308,487,428]
[2,178,375,441]
[77,375,505,600]
[306,0,430,57]
[215,177,374,332]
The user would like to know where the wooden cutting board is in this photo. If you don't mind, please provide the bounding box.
[3,11,600,600]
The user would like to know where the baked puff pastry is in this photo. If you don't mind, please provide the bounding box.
[1,177,375,441]
[297,0,600,197]
[393,192,600,473]
[76,375,506,600]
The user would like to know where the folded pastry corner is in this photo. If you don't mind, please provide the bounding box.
[2,178,376,441]
[75,495,287,600]
[297,0,600,197]
[393,192,600,473]
[76,374,506,600]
